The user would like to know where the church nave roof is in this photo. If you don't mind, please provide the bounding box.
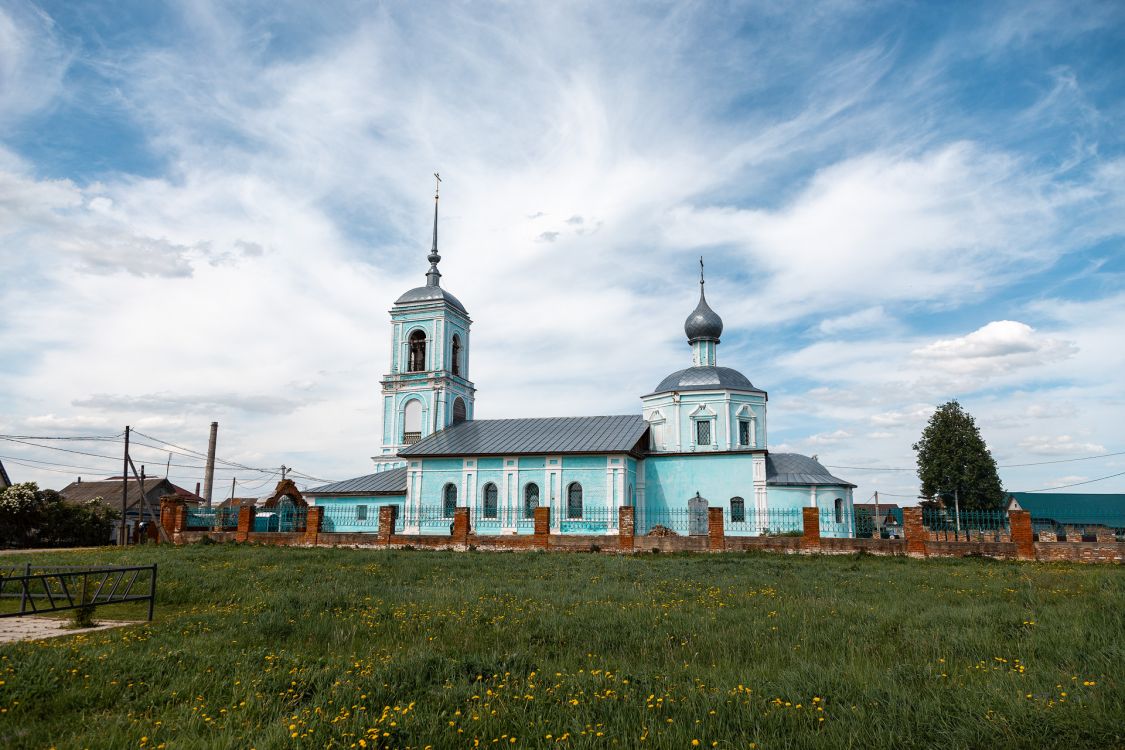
[398,415,648,458]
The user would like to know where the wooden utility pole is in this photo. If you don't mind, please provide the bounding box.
[203,421,218,509]
[230,476,236,501]
[120,426,130,546]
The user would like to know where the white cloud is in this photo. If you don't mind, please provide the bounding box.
[816,306,890,335]
[1017,435,1106,456]
[912,321,1077,376]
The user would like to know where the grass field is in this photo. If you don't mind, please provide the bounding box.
[1,545,1122,749]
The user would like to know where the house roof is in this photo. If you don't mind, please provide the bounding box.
[306,467,409,496]
[766,453,855,488]
[399,415,649,458]
[0,459,10,488]
[58,478,185,516]
[1009,492,1125,528]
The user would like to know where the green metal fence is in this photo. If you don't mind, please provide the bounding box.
[922,507,1009,541]
[1030,513,1124,542]
[723,507,803,537]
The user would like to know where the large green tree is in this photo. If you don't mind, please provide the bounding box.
[913,401,1006,510]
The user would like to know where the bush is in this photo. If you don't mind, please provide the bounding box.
[0,483,118,549]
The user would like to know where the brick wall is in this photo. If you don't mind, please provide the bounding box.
[156,501,1124,563]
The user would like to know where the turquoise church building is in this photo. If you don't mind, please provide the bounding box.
[307,190,856,537]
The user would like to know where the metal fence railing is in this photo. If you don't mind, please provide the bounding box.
[183,506,240,530]
[723,507,803,536]
[922,507,1009,541]
[415,505,453,535]
[320,504,379,532]
[254,505,307,533]
[818,507,854,537]
[1030,513,1124,542]
[638,508,704,536]
[0,564,157,621]
[559,507,617,534]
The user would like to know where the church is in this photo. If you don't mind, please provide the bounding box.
[307,187,855,537]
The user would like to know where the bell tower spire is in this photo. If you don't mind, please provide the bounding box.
[425,172,442,288]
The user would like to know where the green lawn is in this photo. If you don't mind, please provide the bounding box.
[1,545,1122,749]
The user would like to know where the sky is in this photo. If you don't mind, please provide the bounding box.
[1,0,1123,502]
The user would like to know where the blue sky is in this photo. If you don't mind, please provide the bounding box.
[1,0,1123,500]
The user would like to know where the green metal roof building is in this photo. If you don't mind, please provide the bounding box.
[1009,492,1125,529]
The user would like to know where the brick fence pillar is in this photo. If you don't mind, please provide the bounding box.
[378,505,398,545]
[1009,509,1034,560]
[902,507,926,557]
[618,506,635,552]
[453,507,471,547]
[534,506,551,550]
[708,507,725,552]
[160,497,184,544]
[236,504,255,543]
[801,507,820,551]
[305,506,323,546]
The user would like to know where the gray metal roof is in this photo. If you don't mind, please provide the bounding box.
[685,287,723,342]
[395,285,467,313]
[305,467,408,496]
[647,366,765,396]
[766,453,855,488]
[399,415,648,457]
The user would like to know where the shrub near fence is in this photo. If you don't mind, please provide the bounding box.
[638,508,696,536]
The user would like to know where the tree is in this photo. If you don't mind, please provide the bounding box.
[913,401,1005,510]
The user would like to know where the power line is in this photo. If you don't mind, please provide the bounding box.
[826,449,1125,473]
[1014,470,1125,493]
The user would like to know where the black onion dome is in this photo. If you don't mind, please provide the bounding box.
[647,366,764,395]
[684,288,723,342]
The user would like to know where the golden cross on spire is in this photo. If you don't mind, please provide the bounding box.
[699,255,705,286]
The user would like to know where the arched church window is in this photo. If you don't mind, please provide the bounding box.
[442,483,458,517]
[452,397,467,424]
[567,482,583,519]
[524,483,540,518]
[403,399,422,445]
[730,496,745,523]
[451,334,462,376]
[408,330,426,372]
[834,497,844,525]
[483,483,498,518]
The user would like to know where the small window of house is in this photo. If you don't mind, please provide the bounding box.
[730,497,745,523]
[567,482,583,519]
[695,419,711,446]
[483,483,498,518]
[443,483,457,517]
[356,505,368,521]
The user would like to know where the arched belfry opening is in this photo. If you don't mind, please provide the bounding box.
[403,399,423,445]
[451,334,462,377]
[452,397,467,424]
[407,330,427,372]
